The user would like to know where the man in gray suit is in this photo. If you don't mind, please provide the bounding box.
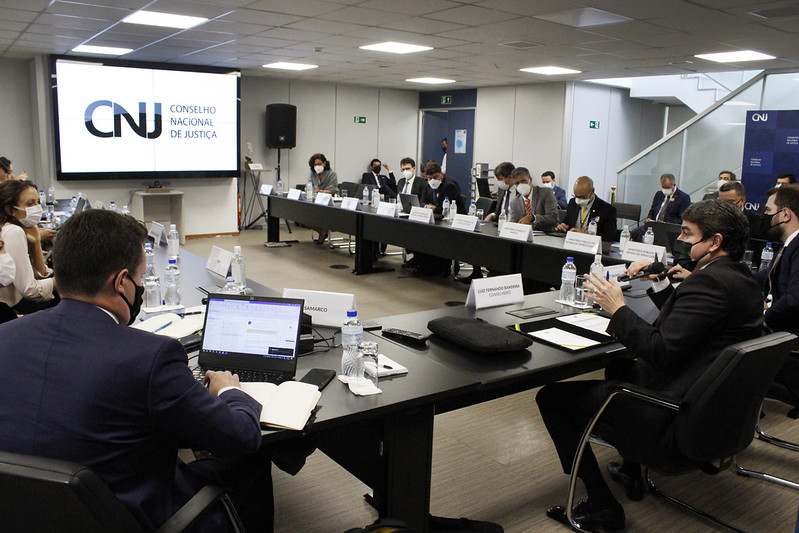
[508,167,559,231]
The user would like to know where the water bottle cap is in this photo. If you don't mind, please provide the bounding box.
[567,257,574,262]
[168,258,176,264]
[590,217,595,221]
[347,309,357,317]
[234,245,242,253]
[170,224,177,231]
[766,242,772,246]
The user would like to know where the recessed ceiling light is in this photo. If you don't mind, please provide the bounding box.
[263,62,318,71]
[722,101,757,106]
[535,7,632,28]
[123,10,207,29]
[72,45,133,56]
[406,77,455,84]
[694,50,775,63]
[360,42,432,54]
[520,66,581,75]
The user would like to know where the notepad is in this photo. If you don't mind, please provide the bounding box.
[133,312,204,339]
[364,353,408,378]
[556,314,611,337]
[240,381,322,431]
[527,327,600,351]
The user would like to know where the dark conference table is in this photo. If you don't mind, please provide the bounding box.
[266,194,627,282]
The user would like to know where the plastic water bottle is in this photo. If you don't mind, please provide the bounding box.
[231,245,246,291]
[219,277,239,294]
[498,211,507,232]
[362,185,370,206]
[109,201,118,212]
[277,179,284,195]
[442,197,450,220]
[143,274,161,308]
[47,182,56,204]
[69,196,78,213]
[305,179,314,201]
[619,225,631,250]
[587,218,597,236]
[341,310,364,379]
[38,190,46,207]
[121,204,130,216]
[164,259,181,306]
[167,224,180,263]
[450,199,458,221]
[468,200,477,217]
[760,242,774,272]
[144,241,156,277]
[643,227,655,245]
[372,186,381,208]
[590,254,604,277]
[559,257,577,303]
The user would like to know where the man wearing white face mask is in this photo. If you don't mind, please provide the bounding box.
[421,160,465,215]
[644,173,691,225]
[507,167,559,231]
[484,162,515,221]
[554,176,618,242]
[396,157,427,201]
[541,171,567,210]
[0,180,56,313]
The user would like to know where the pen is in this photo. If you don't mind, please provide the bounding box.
[381,364,393,370]
[606,271,610,280]
[177,311,203,316]
[153,320,172,333]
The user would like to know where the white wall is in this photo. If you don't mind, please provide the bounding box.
[0,59,36,180]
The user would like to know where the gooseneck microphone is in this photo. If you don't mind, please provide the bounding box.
[616,261,667,282]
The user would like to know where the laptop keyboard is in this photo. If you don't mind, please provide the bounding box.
[194,367,289,384]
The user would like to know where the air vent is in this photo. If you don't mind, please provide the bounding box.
[500,41,540,50]
[749,4,799,19]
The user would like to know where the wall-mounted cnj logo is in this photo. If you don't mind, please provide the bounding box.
[751,113,769,122]
[84,101,162,138]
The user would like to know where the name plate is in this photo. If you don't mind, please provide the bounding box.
[465,273,525,309]
[409,206,435,224]
[621,241,666,263]
[376,201,398,217]
[248,163,263,170]
[451,214,479,231]
[563,231,601,254]
[148,221,167,246]
[315,192,333,206]
[287,188,302,200]
[259,184,273,196]
[340,197,361,211]
[282,288,355,327]
[206,245,232,277]
[499,221,533,242]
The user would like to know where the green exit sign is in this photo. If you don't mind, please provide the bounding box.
[354,116,366,124]
[589,120,600,129]
[441,96,452,105]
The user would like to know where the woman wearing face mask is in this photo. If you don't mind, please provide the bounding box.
[307,153,339,244]
[0,180,57,313]
[0,236,19,322]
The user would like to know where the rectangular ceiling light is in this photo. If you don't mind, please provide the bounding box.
[263,62,318,71]
[406,77,455,84]
[72,45,133,56]
[694,50,775,63]
[360,42,432,54]
[123,10,208,29]
[536,7,631,28]
[520,66,581,75]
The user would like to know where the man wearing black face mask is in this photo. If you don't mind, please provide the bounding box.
[537,200,764,531]
[360,158,398,199]
[762,184,799,336]
[0,209,278,532]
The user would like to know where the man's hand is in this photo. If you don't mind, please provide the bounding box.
[554,222,569,232]
[203,370,241,396]
[667,264,691,280]
[39,228,57,242]
[519,214,533,225]
[569,227,588,234]
[383,163,390,172]
[626,259,654,279]
[484,212,496,221]
[584,272,626,314]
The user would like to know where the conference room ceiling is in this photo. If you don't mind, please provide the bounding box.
[2,0,799,88]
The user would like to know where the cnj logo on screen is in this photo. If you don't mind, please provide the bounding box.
[84,101,162,139]
[751,113,769,122]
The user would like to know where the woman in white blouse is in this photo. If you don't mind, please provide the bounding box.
[0,180,56,312]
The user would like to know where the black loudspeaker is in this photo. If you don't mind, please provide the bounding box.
[265,103,296,148]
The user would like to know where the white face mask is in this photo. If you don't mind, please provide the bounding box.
[428,178,442,190]
[15,204,43,228]
[661,187,673,196]
[0,253,15,287]
[717,179,727,190]
[575,196,590,207]
[541,181,554,189]
[402,170,413,179]
[497,180,509,190]
[516,183,532,197]
[314,165,325,174]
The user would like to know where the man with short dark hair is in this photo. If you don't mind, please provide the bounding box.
[360,158,398,199]
[538,199,764,531]
[420,160,465,215]
[485,161,515,221]
[507,167,558,231]
[397,157,427,200]
[777,172,796,186]
[554,176,617,242]
[0,210,276,531]
[762,184,799,336]
[541,170,567,209]
[719,180,770,240]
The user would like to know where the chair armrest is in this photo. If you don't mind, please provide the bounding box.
[155,485,242,533]
[606,382,681,412]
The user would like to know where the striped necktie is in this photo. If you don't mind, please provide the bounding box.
[524,197,532,217]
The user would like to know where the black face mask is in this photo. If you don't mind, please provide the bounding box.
[120,273,144,326]
[671,238,708,272]
[441,146,447,153]
[768,209,787,240]
[372,165,381,174]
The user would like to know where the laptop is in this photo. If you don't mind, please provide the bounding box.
[197,294,304,383]
[399,193,421,213]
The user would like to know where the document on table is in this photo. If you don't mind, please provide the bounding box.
[556,313,611,337]
[528,327,600,351]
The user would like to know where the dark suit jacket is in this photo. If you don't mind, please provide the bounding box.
[397,175,428,201]
[552,185,567,209]
[361,172,398,199]
[646,187,691,224]
[421,174,465,215]
[563,196,618,242]
[0,299,263,531]
[765,233,799,336]
[492,187,513,217]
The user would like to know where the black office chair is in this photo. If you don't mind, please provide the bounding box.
[475,197,494,217]
[0,451,245,533]
[338,181,359,199]
[565,332,796,532]
[611,202,641,226]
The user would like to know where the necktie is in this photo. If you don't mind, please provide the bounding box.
[580,206,588,228]
[403,180,411,195]
[656,195,670,222]
[768,247,785,298]
[503,191,510,213]
[524,197,532,217]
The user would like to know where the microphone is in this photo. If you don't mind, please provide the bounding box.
[616,261,666,282]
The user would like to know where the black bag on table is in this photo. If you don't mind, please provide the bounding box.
[427,316,532,354]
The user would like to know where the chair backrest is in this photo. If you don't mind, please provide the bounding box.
[612,202,641,224]
[0,451,143,532]
[339,181,359,198]
[674,332,797,462]
[475,177,492,198]
[475,197,494,216]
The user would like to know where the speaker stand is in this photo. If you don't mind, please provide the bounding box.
[241,167,268,230]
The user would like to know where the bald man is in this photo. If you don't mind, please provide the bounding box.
[554,176,617,242]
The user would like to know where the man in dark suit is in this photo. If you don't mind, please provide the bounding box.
[554,175,617,242]
[485,161,515,221]
[0,210,275,532]
[718,180,771,240]
[421,160,465,215]
[537,200,764,531]
[360,158,398,199]
[396,157,428,201]
[644,173,691,225]
[541,170,567,210]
